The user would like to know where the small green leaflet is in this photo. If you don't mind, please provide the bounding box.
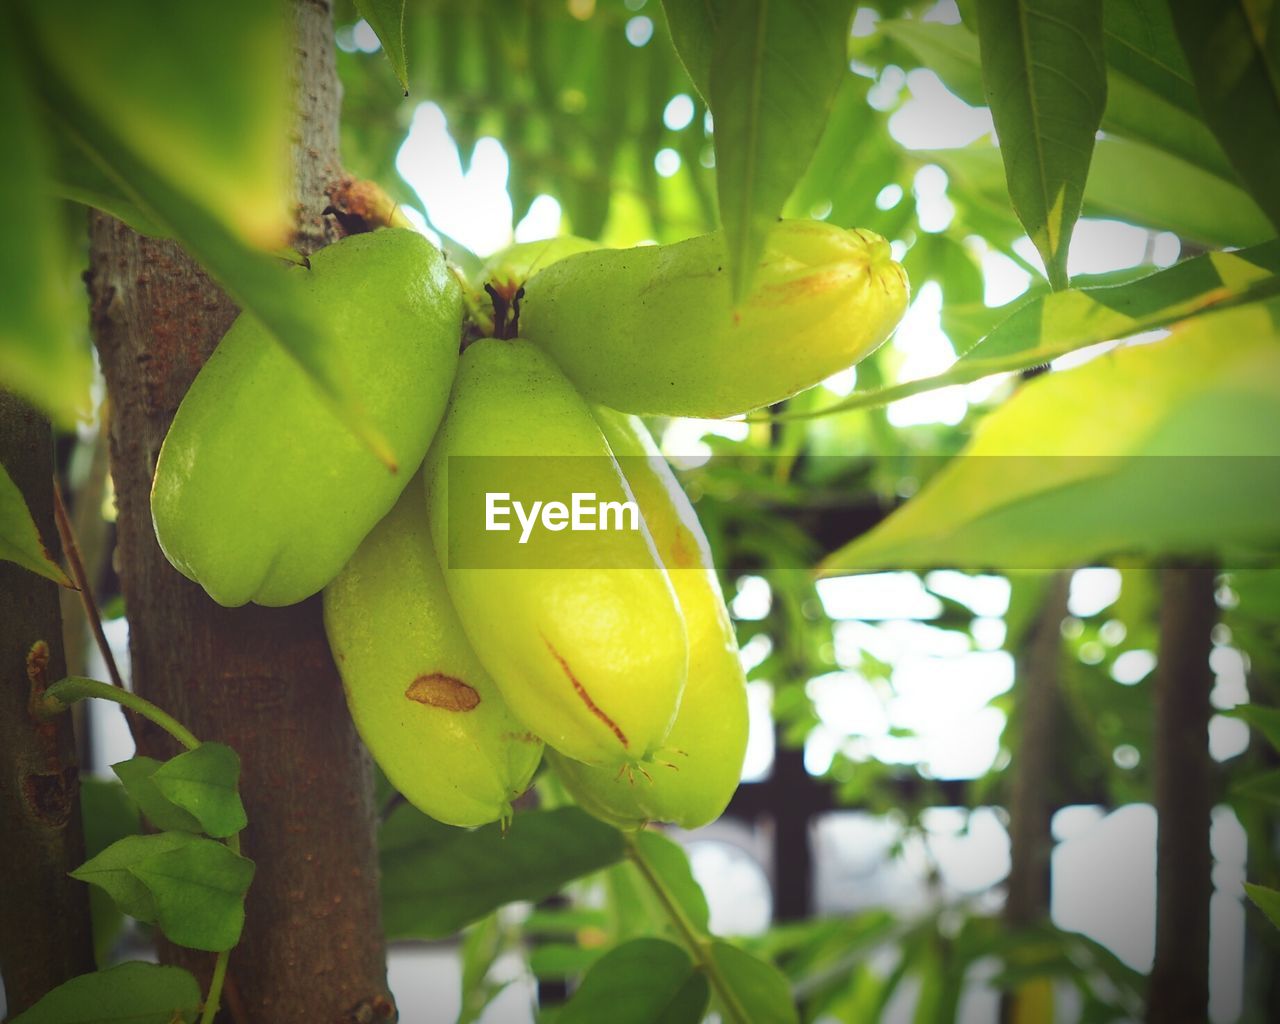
[152,741,248,838]
[1244,882,1280,930]
[380,806,624,940]
[558,939,709,1024]
[9,962,202,1024]
[976,0,1107,289]
[0,461,72,586]
[113,757,203,834]
[355,0,410,94]
[710,941,799,1024]
[72,831,254,952]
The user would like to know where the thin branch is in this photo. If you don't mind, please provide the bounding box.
[52,476,125,691]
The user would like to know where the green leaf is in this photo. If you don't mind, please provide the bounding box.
[1233,769,1280,807]
[710,0,853,301]
[46,122,169,239]
[820,301,1280,576]
[662,0,716,102]
[380,805,625,940]
[709,941,799,1024]
[1244,882,1280,929]
[559,939,708,1024]
[776,240,1280,418]
[633,831,711,933]
[0,26,92,429]
[72,832,254,952]
[1167,1,1280,231]
[1103,0,1198,113]
[1225,704,1280,752]
[0,462,72,586]
[25,0,293,251]
[78,779,141,964]
[356,0,410,94]
[152,742,247,838]
[9,961,202,1024]
[975,0,1107,289]
[884,17,1234,182]
[112,757,203,834]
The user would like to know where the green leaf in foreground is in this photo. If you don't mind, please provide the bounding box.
[379,805,624,940]
[710,941,799,1024]
[633,830,710,933]
[355,0,409,93]
[112,757,203,834]
[1225,704,1280,753]
[0,28,92,429]
[152,742,248,838]
[821,302,1280,576]
[710,0,853,301]
[1244,883,1280,930]
[558,939,708,1024]
[72,832,254,952]
[776,239,1280,419]
[0,461,72,586]
[1167,0,1280,232]
[10,961,202,1024]
[975,0,1107,289]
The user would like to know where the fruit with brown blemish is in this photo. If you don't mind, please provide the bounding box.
[152,227,462,607]
[322,479,541,827]
[549,411,748,828]
[423,338,687,769]
[517,219,909,417]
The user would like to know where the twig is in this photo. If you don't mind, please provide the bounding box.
[52,477,125,691]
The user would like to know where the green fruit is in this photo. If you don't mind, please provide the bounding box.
[323,479,541,828]
[550,411,748,829]
[152,228,462,607]
[518,219,910,418]
[465,236,600,338]
[424,338,687,769]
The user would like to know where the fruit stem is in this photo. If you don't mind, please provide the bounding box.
[38,675,200,750]
[622,832,752,1024]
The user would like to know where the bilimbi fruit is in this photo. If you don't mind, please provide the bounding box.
[424,338,688,769]
[152,228,462,607]
[323,480,541,827]
[548,410,748,829]
[518,219,909,417]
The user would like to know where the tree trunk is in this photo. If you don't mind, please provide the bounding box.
[86,2,393,1020]
[1146,562,1217,1024]
[0,393,94,1014]
[999,572,1069,1024]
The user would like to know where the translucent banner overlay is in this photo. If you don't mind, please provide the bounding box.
[435,455,1280,572]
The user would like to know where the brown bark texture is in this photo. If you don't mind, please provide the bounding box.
[0,392,94,1013]
[1146,563,1217,1024]
[86,2,392,1021]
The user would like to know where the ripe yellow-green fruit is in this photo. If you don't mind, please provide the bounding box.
[323,480,541,827]
[152,228,462,607]
[550,410,748,829]
[518,219,910,418]
[424,338,687,769]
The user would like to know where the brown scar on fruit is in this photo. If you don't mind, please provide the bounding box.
[405,673,480,711]
[542,636,628,748]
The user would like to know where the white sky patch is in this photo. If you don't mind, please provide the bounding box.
[1068,567,1122,617]
[924,570,1012,616]
[913,163,955,232]
[655,147,681,177]
[396,103,513,257]
[1111,649,1157,685]
[513,194,562,242]
[740,682,775,782]
[731,575,772,621]
[625,15,654,46]
[658,416,748,468]
[889,69,993,149]
[887,281,968,426]
[818,573,944,620]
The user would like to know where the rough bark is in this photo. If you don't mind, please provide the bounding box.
[1147,563,1217,1024]
[86,2,392,1020]
[0,393,94,1013]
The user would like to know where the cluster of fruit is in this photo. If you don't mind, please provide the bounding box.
[150,222,908,830]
